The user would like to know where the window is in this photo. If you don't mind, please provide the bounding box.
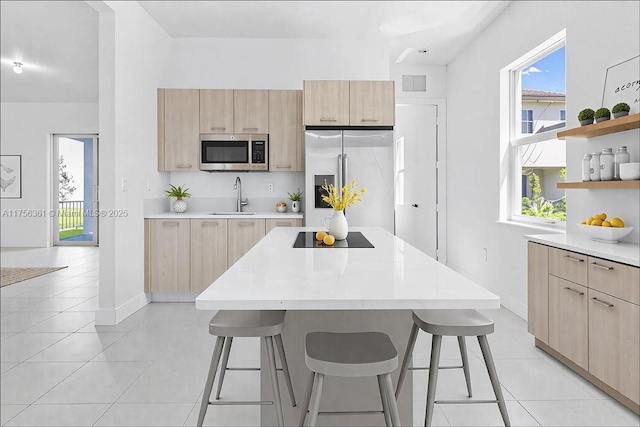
[521,110,533,133]
[501,30,566,226]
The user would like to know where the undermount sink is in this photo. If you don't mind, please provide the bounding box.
[208,212,256,215]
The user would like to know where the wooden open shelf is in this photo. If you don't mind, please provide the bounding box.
[558,180,640,190]
[557,113,640,139]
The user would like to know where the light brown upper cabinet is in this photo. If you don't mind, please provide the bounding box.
[159,89,200,171]
[234,90,269,133]
[349,80,395,126]
[200,89,234,134]
[269,90,303,172]
[303,80,350,126]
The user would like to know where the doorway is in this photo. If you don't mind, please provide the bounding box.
[53,135,99,246]
[394,103,441,260]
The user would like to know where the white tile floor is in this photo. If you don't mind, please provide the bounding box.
[1,246,638,426]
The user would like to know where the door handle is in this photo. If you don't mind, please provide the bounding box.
[590,262,613,271]
[343,154,348,185]
[320,117,337,122]
[276,165,292,169]
[337,154,343,188]
[563,287,584,296]
[238,222,254,226]
[202,222,218,226]
[563,255,584,263]
[411,204,419,208]
[162,221,179,226]
[242,127,258,131]
[591,297,614,308]
[210,127,226,131]
[176,164,193,169]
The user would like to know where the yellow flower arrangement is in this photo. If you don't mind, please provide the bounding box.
[321,179,366,211]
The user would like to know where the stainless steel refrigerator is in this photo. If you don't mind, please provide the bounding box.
[304,130,394,232]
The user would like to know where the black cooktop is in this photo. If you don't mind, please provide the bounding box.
[293,232,374,249]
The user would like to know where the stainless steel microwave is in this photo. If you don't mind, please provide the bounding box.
[200,134,268,172]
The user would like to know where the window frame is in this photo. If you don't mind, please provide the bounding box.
[560,109,566,121]
[521,109,534,134]
[505,30,566,229]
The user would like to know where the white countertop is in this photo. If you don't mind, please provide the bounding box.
[145,211,304,219]
[196,227,500,311]
[525,233,640,267]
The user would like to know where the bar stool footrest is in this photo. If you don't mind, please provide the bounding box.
[409,365,464,371]
[435,399,498,405]
[207,400,274,406]
[317,410,385,416]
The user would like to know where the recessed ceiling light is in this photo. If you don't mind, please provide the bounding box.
[418,49,429,54]
[13,62,23,75]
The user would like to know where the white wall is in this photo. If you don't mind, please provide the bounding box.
[161,38,389,89]
[95,0,171,325]
[446,0,640,318]
[0,103,98,247]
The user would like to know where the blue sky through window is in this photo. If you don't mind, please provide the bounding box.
[522,46,565,94]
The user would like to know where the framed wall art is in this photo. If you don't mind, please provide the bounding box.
[0,155,22,199]
[601,55,640,114]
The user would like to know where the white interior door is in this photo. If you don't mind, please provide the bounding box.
[394,104,438,258]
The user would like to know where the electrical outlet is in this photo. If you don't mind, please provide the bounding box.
[121,179,128,192]
[268,183,274,192]
[483,248,488,262]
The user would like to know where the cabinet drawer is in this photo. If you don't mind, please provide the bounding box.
[588,257,639,305]
[589,289,640,404]
[549,247,587,285]
[266,219,301,234]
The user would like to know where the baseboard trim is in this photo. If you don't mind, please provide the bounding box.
[150,292,198,303]
[95,293,151,325]
[535,338,640,415]
[446,262,528,319]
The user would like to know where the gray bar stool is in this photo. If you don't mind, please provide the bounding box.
[197,310,296,427]
[299,332,401,427]
[396,309,510,427]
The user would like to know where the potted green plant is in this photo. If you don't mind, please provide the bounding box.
[165,184,191,213]
[578,108,595,126]
[594,107,611,123]
[287,188,303,213]
[612,102,630,119]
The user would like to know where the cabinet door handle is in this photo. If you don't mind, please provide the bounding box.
[361,118,380,122]
[276,165,292,169]
[591,297,614,308]
[563,287,584,296]
[162,221,179,226]
[590,262,613,271]
[202,222,218,226]
[276,222,291,226]
[563,255,584,263]
[210,126,226,131]
[238,222,254,226]
[242,127,258,131]
[320,117,337,122]
[176,164,192,169]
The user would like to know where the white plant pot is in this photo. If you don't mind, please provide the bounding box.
[291,201,301,213]
[323,210,348,240]
[173,198,187,213]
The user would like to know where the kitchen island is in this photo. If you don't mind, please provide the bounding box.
[196,227,500,426]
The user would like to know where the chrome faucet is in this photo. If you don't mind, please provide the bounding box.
[234,176,248,212]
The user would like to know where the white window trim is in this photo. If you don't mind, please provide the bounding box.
[501,28,566,229]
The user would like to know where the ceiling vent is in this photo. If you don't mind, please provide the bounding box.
[402,75,427,92]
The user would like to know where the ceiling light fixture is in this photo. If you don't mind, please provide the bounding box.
[418,49,429,54]
[13,62,23,75]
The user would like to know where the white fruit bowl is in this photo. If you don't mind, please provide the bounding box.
[619,162,640,181]
[576,224,633,243]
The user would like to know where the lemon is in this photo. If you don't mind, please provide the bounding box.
[602,221,611,227]
[598,213,607,221]
[316,231,327,241]
[591,219,603,226]
[580,220,587,225]
[610,218,625,228]
[323,234,335,246]
[585,218,593,225]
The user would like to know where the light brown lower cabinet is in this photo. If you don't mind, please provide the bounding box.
[227,219,266,267]
[265,218,302,234]
[589,289,640,405]
[148,219,191,292]
[528,242,640,412]
[549,276,588,370]
[190,219,228,293]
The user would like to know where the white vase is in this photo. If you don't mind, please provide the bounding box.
[173,198,187,213]
[324,210,348,240]
[291,201,301,213]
